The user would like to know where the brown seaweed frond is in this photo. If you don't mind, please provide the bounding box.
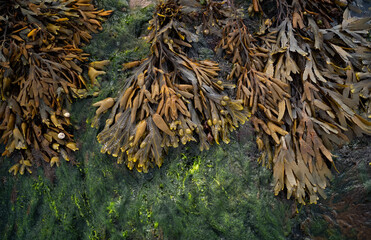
[218,2,371,203]
[94,0,248,173]
[0,0,111,175]
[193,0,237,36]
[257,0,349,28]
[248,0,263,15]
[218,19,291,158]
[264,9,371,204]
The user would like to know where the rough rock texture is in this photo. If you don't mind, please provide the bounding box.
[129,0,155,9]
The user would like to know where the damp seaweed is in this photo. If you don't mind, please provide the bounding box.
[93,0,248,173]
[0,0,111,175]
[218,0,371,203]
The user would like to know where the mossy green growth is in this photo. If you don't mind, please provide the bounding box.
[84,2,153,61]
[0,163,89,240]
[0,132,293,239]
[308,218,347,240]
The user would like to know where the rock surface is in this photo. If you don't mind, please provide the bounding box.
[129,0,155,9]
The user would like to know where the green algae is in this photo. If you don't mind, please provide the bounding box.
[0,136,293,239]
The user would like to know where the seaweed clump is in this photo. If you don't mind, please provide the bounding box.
[0,0,111,175]
[218,0,371,203]
[93,0,248,172]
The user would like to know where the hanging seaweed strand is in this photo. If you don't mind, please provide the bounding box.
[94,0,248,173]
[218,0,371,203]
[0,0,112,175]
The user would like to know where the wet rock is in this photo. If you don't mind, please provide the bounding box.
[129,0,155,9]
